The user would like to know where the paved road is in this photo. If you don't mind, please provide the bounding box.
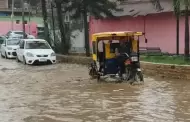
[0,57,190,122]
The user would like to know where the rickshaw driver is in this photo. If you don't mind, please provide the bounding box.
[115,41,131,78]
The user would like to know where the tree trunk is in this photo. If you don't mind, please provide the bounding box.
[184,2,189,61]
[41,0,51,46]
[55,2,68,54]
[21,0,26,38]
[176,15,179,55]
[82,7,90,57]
[51,2,56,48]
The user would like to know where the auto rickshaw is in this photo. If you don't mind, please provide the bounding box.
[89,31,146,83]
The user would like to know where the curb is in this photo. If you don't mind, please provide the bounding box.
[56,55,190,80]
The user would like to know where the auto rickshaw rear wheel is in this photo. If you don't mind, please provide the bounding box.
[134,71,144,82]
[125,67,131,81]
[89,67,98,79]
[97,74,101,82]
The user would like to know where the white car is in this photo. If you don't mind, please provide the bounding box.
[0,38,20,58]
[5,31,35,39]
[16,39,56,65]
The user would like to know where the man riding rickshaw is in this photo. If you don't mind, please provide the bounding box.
[89,31,145,83]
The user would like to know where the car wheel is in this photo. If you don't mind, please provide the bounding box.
[16,56,20,62]
[23,56,26,65]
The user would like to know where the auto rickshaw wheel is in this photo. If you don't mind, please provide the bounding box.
[125,67,131,81]
[89,68,97,79]
[134,71,144,82]
[88,62,98,79]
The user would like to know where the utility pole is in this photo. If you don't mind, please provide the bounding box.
[11,0,14,30]
[174,0,180,55]
[184,0,189,61]
[176,15,179,55]
[22,0,26,38]
[28,0,31,34]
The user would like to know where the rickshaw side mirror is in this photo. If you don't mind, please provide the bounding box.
[145,38,148,43]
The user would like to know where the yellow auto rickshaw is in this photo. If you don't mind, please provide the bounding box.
[89,31,146,83]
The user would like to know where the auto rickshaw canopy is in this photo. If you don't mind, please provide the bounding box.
[92,31,144,41]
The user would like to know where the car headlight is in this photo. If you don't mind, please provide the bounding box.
[131,56,138,61]
[51,52,56,56]
[7,47,12,50]
[26,52,34,57]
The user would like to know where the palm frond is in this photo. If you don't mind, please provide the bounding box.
[64,0,122,19]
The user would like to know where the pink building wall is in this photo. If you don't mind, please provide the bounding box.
[0,22,38,37]
[89,12,187,54]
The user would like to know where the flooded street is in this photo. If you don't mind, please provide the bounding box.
[0,57,190,122]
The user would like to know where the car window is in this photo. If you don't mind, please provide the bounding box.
[2,39,6,44]
[0,37,5,44]
[25,41,51,49]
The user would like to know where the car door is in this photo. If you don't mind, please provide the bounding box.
[20,40,25,61]
[16,40,21,60]
[1,39,6,56]
[17,40,25,61]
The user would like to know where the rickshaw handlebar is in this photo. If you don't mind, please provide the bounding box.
[123,53,129,57]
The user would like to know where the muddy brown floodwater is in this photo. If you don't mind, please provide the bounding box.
[0,57,190,122]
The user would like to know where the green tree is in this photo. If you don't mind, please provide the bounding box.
[54,0,71,54]
[173,0,189,60]
[65,0,122,56]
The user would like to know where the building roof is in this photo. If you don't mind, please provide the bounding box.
[113,0,175,17]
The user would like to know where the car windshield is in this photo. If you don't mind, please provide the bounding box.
[25,41,51,49]
[7,39,20,45]
[9,35,23,39]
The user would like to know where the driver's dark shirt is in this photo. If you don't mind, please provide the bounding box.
[119,45,127,53]
[118,42,131,54]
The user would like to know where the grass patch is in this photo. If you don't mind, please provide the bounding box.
[141,55,190,65]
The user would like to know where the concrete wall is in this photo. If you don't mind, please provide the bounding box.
[89,12,189,54]
[0,21,38,37]
[70,29,85,53]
